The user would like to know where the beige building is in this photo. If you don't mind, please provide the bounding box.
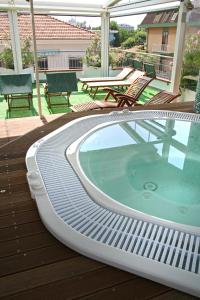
[140,10,178,56]
[0,13,95,70]
[140,9,200,55]
[140,9,200,79]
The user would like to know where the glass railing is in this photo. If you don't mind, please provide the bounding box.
[109,48,173,80]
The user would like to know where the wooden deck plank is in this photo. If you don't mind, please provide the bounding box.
[80,277,171,300]
[0,257,105,298]
[0,244,78,277]
[0,158,25,173]
[0,221,45,242]
[1,266,134,300]
[0,191,32,207]
[151,290,198,300]
[0,200,35,217]
[0,232,56,258]
[0,170,27,186]
[0,209,39,229]
[0,182,30,194]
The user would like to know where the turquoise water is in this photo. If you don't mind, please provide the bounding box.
[79,119,200,227]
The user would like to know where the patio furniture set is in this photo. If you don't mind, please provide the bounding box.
[0,61,179,113]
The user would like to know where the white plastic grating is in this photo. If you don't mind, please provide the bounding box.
[35,110,200,274]
[26,110,200,296]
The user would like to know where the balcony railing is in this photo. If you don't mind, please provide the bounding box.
[109,49,173,80]
[151,44,174,54]
[37,50,84,70]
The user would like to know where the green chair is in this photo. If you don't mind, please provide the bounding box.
[0,73,33,110]
[133,59,143,71]
[144,63,157,79]
[44,72,78,108]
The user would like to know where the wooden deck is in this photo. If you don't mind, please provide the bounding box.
[0,103,198,300]
[0,114,65,148]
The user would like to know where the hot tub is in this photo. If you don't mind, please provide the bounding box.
[26,110,200,297]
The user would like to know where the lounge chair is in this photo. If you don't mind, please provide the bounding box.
[44,72,78,108]
[71,90,180,112]
[0,73,33,110]
[118,90,181,106]
[86,70,145,99]
[71,75,153,112]
[80,67,134,90]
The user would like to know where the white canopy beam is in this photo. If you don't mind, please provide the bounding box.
[109,0,180,13]
[101,12,110,77]
[28,0,43,118]
[8,10,23,73]
[170,0,188,94]
[110,3,180,17]
[1,0,103,14]
[105,0,122,8]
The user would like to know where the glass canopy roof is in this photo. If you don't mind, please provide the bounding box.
[0,0,181,16]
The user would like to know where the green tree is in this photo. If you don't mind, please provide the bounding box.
[110,20,119,30]
[0,36,34,69]
[181,33,200,90]
[110,21,120,47]
[122,37,136,49]
[0,47,14,69]
[119,28,135,44]
[84,36,101,67]
[135,29,146,44]
[21,37,34,67]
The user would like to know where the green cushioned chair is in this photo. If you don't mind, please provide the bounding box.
[133,59,143,71]
[0,73,33,110]
[144,63,157,79]
[44,72,78,108]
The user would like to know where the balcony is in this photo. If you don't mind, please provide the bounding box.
[151,43,174,55]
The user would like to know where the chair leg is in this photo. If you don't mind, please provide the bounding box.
[67,92,71,106]
[8,95,11,111]
[93,87,98,99]
[29,93,33,109]
[47,94,51,109]
[89,87,93,96]
[44,84,48,97]
[104,90,117,101]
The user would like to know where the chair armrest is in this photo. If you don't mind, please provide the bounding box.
[114,94,137,101]
[103,88,120,93]
[134,102,142,106]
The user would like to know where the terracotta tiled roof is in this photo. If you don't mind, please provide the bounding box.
[0,13,95,40]
[140,9,178,27]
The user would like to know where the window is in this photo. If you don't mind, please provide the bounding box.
[69,57,83,69]
[161,29,169,51]
[38,56,48,70]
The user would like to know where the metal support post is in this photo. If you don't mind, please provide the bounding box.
[101,12,110,77]
[8,10,23,73]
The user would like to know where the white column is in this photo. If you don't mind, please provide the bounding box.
[101,12,110,77]
[170,0,188,94]
[29,0,43,117]
[8,10,23,73]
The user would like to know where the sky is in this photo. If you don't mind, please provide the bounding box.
[55,1,181,29]
[56,14,146,29]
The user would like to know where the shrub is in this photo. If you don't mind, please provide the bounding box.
[122,37,136,49]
